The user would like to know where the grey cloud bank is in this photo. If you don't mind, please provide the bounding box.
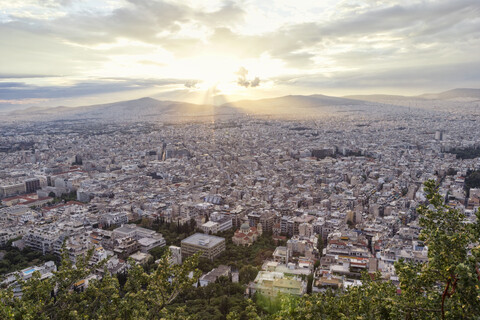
[0,0,479,108]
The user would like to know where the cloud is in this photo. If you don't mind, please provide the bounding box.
[1,0,480,99]
[236,67,260,88]
[272,60,480,92]
[196,1,245,28]
[38,0,74,7]
[0,82,28,88]
[3,0,479,73]
[207,0,480,69]
[0,78,183,100]
[251,77,260,87]
[208,24,322,67]
[236,67,249,87]
[184,80,199,88]
[236,66,248,78]
[0,25,106,76]
[2,0,244,46]
[138,60,166,67]
[0,98,48,105]
[0,73,60,79]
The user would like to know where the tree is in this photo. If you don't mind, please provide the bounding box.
[0,247,201,320]
[394,180,480,320]
[148,246,166,261]
[271,272,396,319]
[446,168,457,176]
[120,250,202,318]
[239,265,258,284]
[219,296,230,316]
[139,218,152,229]
[269,180,480,320]
[317,234,324,257]
[306,274,314,294]
[465,170,480,192]
[244,299,262,320]
[0,286,15,320]
[2,180,480,320]
[226,310,240,320]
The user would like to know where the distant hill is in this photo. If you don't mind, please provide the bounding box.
[3,88,478,121]
[418,88,480,100]
[346,88,480,103]
[3,94,373,121]
[345,94,414,102]
[221,94,367,115]
[5,97,244,121]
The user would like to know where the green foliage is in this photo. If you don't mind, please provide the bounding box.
[0,246,58,276]
[394,179,480,319]
[171,280,248,320]
[306,274,313,294]
[270,272,397,320]
[239,265,258,284]
[195,230,276,276]
[225,298,262,320]
[465,169,480,192]
[2,180,479,320]
[255,293,287,315]
[118,250,202,319]
[0,247,202,319]
[215,230,277,269]
[49,191,78,205]
[136,217,197,246]
[148,245,168,260]
[269,180,480,320]
[447,146,480,160]
[446,168,457,176]
[317,234,323,257]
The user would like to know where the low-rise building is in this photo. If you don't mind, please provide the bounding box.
[138,237,165,253]
[169,246,182,265]
[129,251,152,265]
[232,222,262,246]
[199,265,231,286]
[2,261,57,297]
[181,233,225,261]
[201,221,219,234]
[247,270,306,297]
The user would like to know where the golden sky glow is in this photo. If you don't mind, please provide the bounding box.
[1,0,480,109]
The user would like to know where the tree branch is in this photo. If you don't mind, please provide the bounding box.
[441,279,450,320]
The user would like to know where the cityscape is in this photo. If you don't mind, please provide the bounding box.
[1,0,480,319]
[2,91,480,318]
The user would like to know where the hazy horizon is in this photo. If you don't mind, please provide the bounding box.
[1,0,480,111]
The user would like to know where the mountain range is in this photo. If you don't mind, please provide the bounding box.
[2,88,480,122]
[345,88,480,104]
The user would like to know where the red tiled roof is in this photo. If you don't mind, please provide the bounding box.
[21,197,52,205]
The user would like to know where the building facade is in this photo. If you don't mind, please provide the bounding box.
[181,233,225,261]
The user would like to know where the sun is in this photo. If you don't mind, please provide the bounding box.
[179,54,238,89]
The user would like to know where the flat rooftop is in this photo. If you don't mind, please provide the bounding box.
[113,225,136,234]
[181,233,225,248]
[202,221,218,227]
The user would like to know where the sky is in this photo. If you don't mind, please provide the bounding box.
[1,0,480,110]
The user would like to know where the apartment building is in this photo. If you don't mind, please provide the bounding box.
[181,233,225,261]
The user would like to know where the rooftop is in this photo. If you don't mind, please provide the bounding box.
[202,221,218,228]
[181,233,225,248]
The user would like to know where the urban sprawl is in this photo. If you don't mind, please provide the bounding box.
[1,111,479,297]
